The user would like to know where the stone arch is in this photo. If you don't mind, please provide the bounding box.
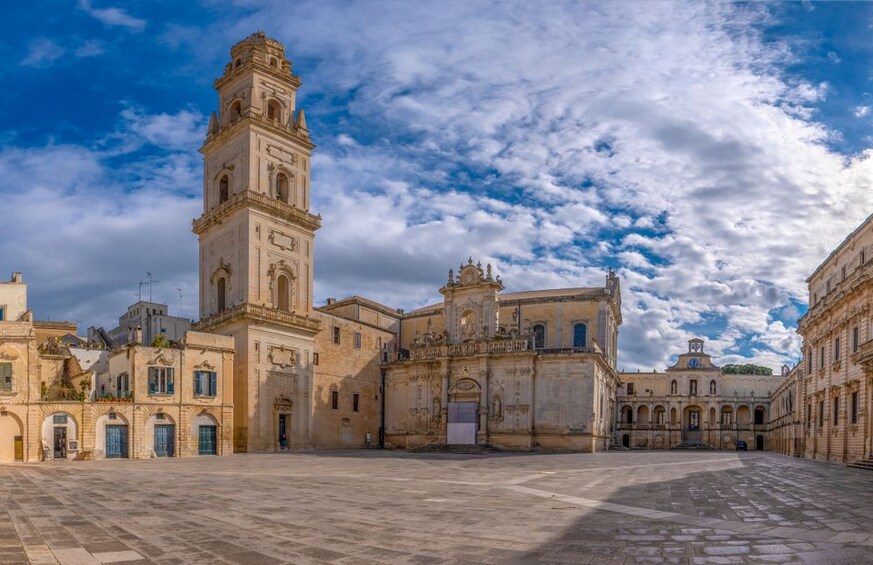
[266,98,281,121]
[192,411,220,456]
[669,407,677,425]
[754,405,767,425]
[146,411,176,458]
[621,405,633,424]
[268,260,296,312]
[229,98,242,122]
[449,378,481,402]
[41,411,78,460]
[637,405,649,424]
[653,404,666,425]
[720,405,734,425]
[95,410,130,459]
[210,261,232,314]
[219,174,229,204]
[0,410,24,463]
[737,405,751,427]
[683,405,702,431]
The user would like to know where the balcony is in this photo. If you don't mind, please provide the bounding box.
[194,303,322,335]
[410,339,530,361]
[192,189,321,235]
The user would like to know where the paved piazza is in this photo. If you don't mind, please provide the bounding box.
[1,452,873,564]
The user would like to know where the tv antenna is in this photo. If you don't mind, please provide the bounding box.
[138,281,146,301]
[176,288,184,318]
[146,272,160,302]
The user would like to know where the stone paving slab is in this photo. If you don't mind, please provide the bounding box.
[1,452,872,563]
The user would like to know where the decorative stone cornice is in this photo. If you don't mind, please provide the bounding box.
[202,112,314,152]
[194,303,322,336]
[192,189,321,235]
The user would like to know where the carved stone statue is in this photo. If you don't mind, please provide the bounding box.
[491,395,503,422]
[432,397,441,423]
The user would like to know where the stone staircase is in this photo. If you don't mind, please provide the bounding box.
[847,457,873,471]
[407,443,503,455]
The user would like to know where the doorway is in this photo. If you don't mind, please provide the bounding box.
[53,427,67,459]
[756,434,764,451]
[154,424,174,457]
[199,425,217,455]
[106,425,129,458]
[278,414,288,449]
[447,402,477,445]
[622,434,630,448]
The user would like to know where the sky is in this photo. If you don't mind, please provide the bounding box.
[2,1,873,371]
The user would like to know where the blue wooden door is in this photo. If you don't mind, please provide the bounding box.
[154,424,174,457]
[198,425,217,455]
[106,425,129,458]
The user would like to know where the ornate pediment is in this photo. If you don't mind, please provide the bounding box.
[269,345,297,368]
[267,259,297,279]
[149,352,174,367]
[0,350,19,361]
[195,360,216,371]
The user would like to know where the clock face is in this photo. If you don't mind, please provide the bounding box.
[688,357,700,368]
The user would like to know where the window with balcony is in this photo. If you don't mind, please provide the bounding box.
[626,382,634,395]
[148,367,175,395]
[533,324,545,349]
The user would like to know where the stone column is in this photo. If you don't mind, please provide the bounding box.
[440,367,449,441]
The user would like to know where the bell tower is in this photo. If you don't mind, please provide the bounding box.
[193,33,322,452]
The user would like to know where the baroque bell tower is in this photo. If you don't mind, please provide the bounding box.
[193,33,322,452]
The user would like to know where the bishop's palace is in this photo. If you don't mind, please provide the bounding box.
[1,34,871,470]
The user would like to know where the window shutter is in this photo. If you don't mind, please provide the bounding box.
[210,372,217,396]
[167,369,175,394]
[148,367,156,394]
[194,372,202,395]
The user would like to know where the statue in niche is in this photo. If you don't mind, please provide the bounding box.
[412,329,422,347]
[432,397,441,423]
[491,395,503,422]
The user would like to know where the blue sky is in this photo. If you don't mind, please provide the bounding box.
[2,1,873,371]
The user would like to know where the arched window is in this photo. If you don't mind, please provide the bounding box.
[276,173,289,203]
[219,176,229,204]
[710,380,716,395]
[230,100,242,122]
[573,323,587,348]
[533,324,545,349]
[267,99,280,121]
[234,58,242,68]
[670,380,677,395]
[460,310,477,339]
[277,274,290,312]
[270,57,278,68]
[217,277,226,313]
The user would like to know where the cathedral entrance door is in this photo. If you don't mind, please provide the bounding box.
[447,402,477,445]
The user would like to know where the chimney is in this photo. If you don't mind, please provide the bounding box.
[326,298,336,305]
[11,272,22,283]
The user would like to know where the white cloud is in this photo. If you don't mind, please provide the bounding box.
[854,105,870,118]
[75,40,105,58]
[21,38,65,67]
[78,0,146,31]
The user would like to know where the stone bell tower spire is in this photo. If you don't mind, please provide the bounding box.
[193,33,322,453]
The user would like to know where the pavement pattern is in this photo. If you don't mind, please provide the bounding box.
[1,451,872,564]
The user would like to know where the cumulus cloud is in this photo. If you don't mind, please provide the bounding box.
[21,38,65,67]
[78,0,146,31]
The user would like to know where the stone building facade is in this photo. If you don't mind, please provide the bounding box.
[382,262,622,451]
[616,339,778,450]
[0,273,234,462]
[795,214,873,463]
[769,363,804,457]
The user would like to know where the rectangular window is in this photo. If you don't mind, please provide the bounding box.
[194,370,217,396]
[862,250,867,265]
[689,380,698,395]
[842,266,847,280]
[626,382,634,395]
[353,393,360,412]
[332,327,341,345]
[820,347,825,369]
[0,307,4,321]
[331,390,339,410]
[818,400,824,427]
[354,332,362,350]
[313,352,319,366]
[833,397,839,426]
[834,337,840,361]
[0,362,11,392]
[806,404,811,428]
[148,367,175,395]
[852,391,859,424]
[807,352,812,374]
[53,414,67,424]
[853,327,860,353]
